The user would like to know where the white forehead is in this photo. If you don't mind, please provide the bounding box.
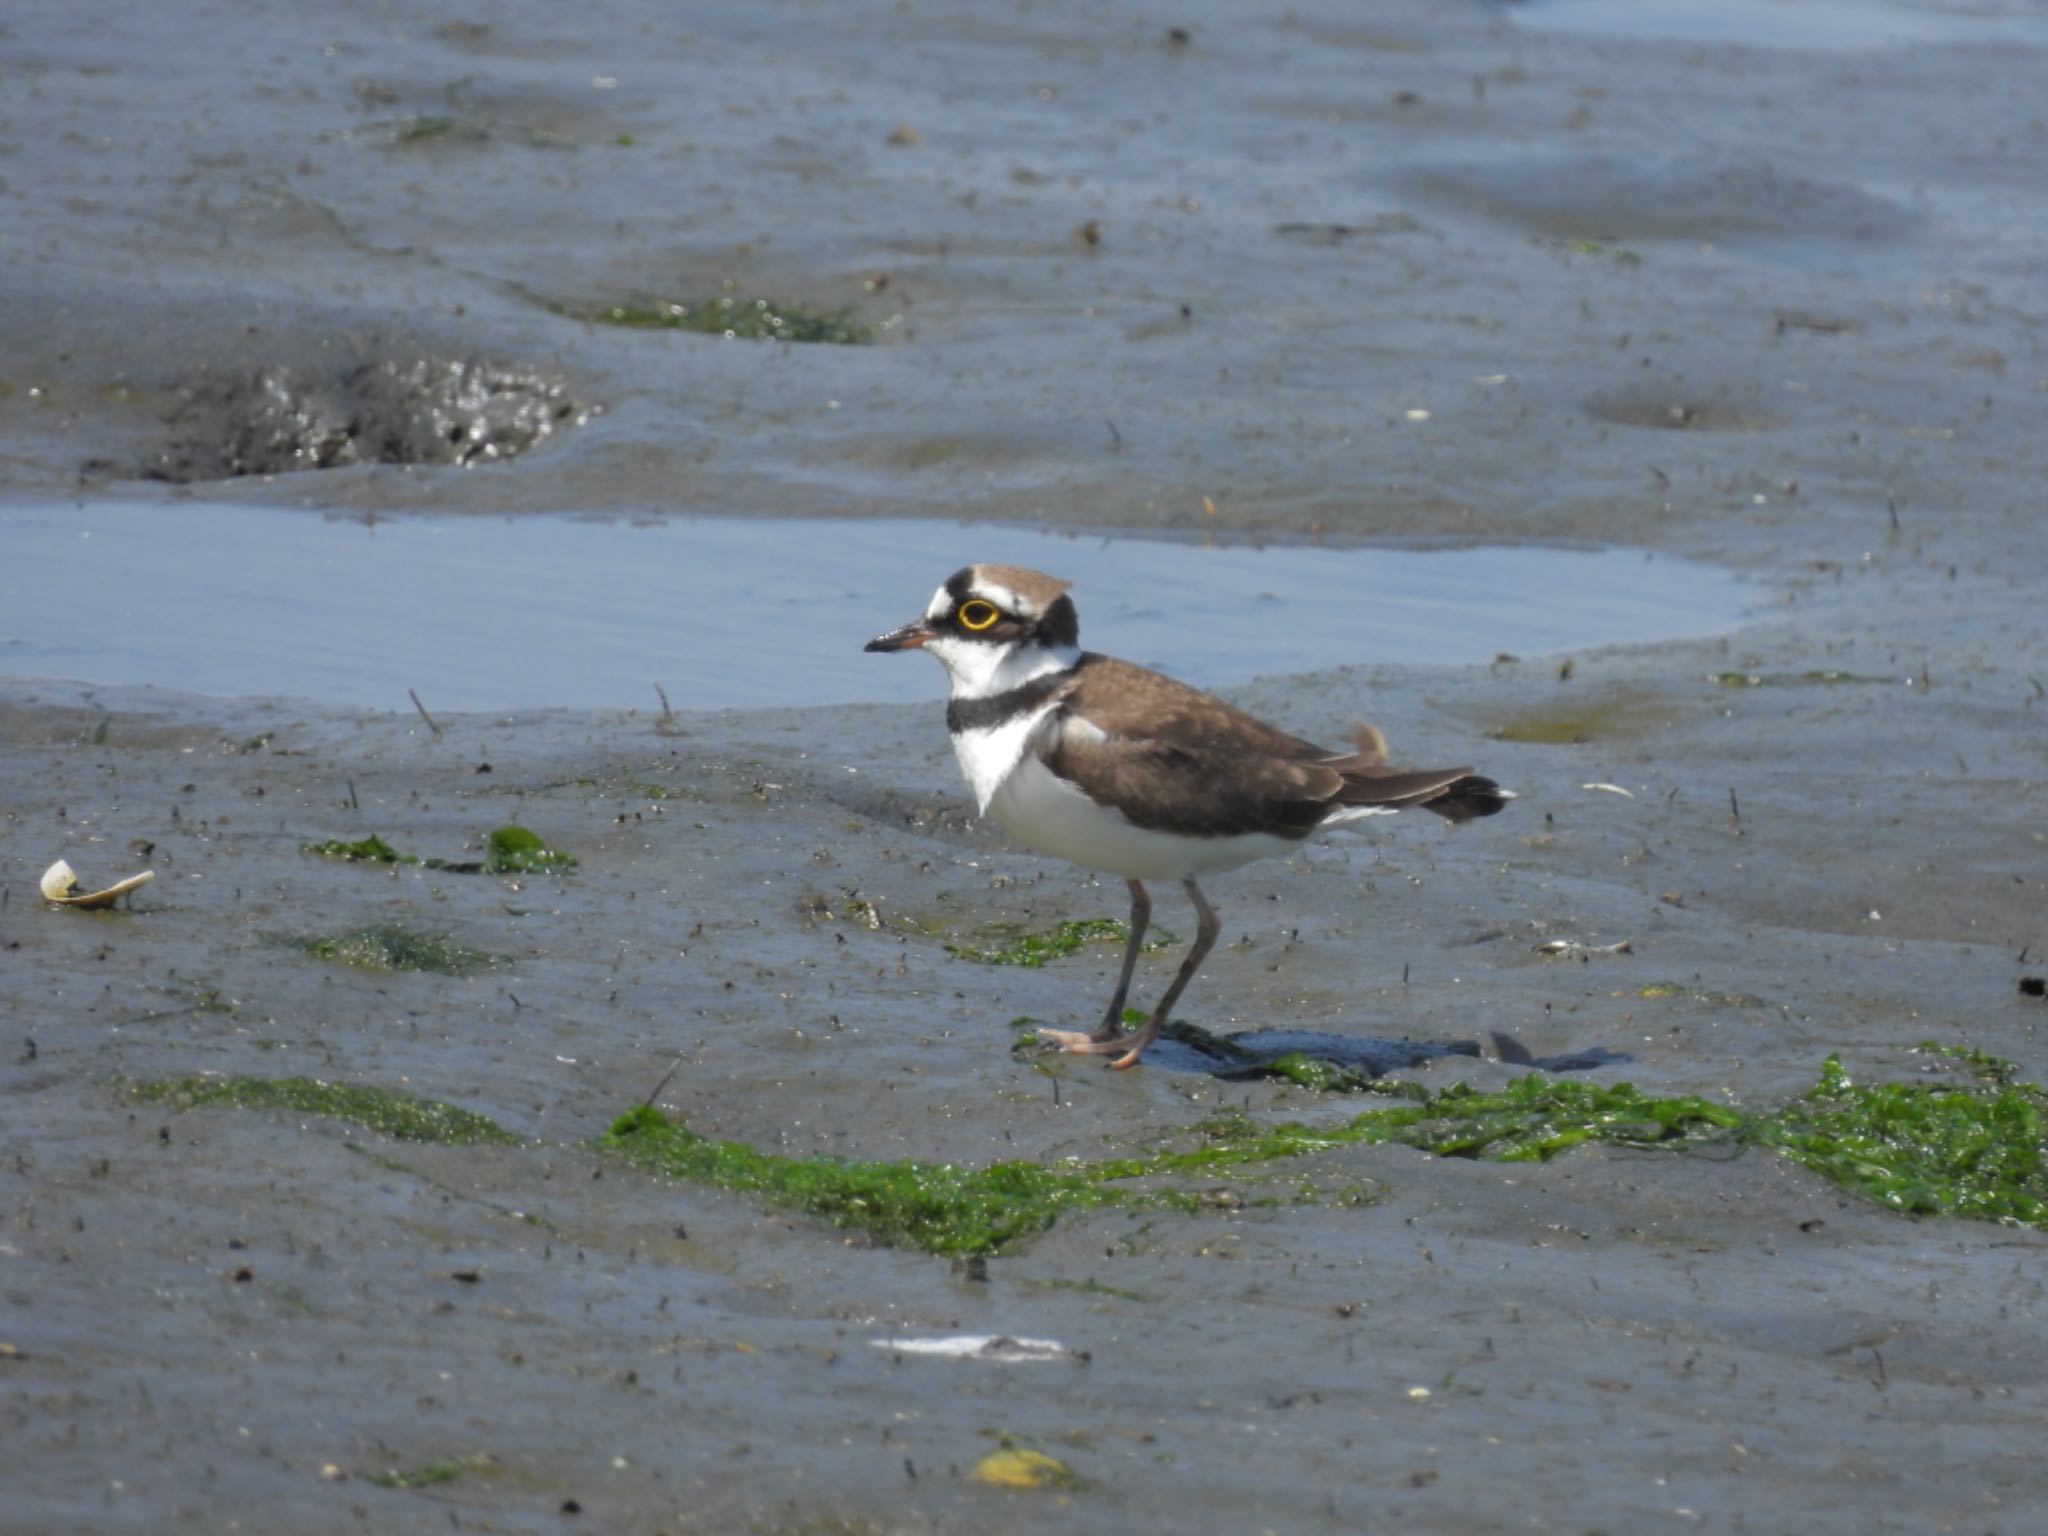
[922,575,1025,620]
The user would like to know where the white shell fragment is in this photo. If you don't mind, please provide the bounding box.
[40,858,155,909]
[1533,938,1634,957]
[871,1333,1075,1363]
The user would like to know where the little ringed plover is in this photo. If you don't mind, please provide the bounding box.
[866,563,1510,1069]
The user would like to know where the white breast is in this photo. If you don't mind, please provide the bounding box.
[986,749,1307,881]
[950,705,1062,815]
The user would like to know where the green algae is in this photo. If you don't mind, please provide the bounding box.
[1913,1040,2021,1084]
[483,825,577,874]
[595,1077,1736,1254]
[370,1452,500,1489]
[1536,236,1643,266]
[598,1105,1127,1254]
[304,834,416,864]
[948,917,1173,968]
[301,826,570,875]
[600,1051,2048,1252]
[390,115,489,146]
[1144,1021,1441,1095]
[1756,1055,2048,1225]
[1246,1051,1385,1094]
[131,1076,520,1146]
[128,1045,2048,1256]
[1341,1076,1743,1160]
[588,294,868,344]
[1711,669,1893,688]
[1144,1021,1394,1093]
[1637,981,1769,1008]
[1488,691,1671,745]
[1021,1276,1150,1302]
[288,924,496,976]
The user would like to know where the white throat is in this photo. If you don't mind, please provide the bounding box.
[926,637,1079,813]
[923,635,1068,699]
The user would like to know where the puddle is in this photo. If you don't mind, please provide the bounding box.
[1506,0,2048,52]
[3,501,1748,712]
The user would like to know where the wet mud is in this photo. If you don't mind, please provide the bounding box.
[6,2,2048,1534]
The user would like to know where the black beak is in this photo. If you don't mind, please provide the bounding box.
[865,620,935,653]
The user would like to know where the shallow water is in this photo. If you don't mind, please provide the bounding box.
[5,499,1745,710]
[1509,0,2048,51]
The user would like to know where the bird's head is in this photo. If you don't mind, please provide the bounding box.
[865,564,1079,687]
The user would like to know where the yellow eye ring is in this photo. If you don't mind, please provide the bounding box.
[958,600,1001,632]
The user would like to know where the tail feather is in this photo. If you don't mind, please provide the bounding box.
[1422,773,1513,823]
[1326,724,1512,823]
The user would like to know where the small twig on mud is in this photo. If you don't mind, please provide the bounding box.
[642,1055,686,1108]
[409,689,443,738]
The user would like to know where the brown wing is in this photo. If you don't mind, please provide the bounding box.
[1048,658,1510,834]
[1045,655,1339,839]
[1057,655,1331,758]
[1045,729,1344,840]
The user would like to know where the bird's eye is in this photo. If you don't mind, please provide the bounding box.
[957,600,1001,632]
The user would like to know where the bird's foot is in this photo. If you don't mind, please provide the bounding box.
[1035,1026,1146,1071]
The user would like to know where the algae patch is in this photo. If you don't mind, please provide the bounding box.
[303,825,574,874]
[286,924,497,976]
[127,1049,2048,1257]
[304,834,415,864]
[370,1452,501,1489]
[1757,1055,2048,1225]
[598,1105,1125,1255]
[1337,1076,1743,1160]
[131,1076,520,1146]
[484,825,577,874]
[948,917,1172,968]
[585,294,868,344]
[1637,981,1769,1009]
[1913,1040,2021,1085]
[1710,669,1894,688]
[602,1051,2048,1253]
[596,1077,1736,1254]
[1488,689,1674,744]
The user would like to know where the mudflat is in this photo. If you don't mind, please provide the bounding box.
[4,2,2046,1532]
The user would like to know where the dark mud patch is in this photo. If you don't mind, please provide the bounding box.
[281,924,499,976]
[1396,155,1916,246]
[1585,388,1789,432]
[351,67,643,151]
[135,353,590,483]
